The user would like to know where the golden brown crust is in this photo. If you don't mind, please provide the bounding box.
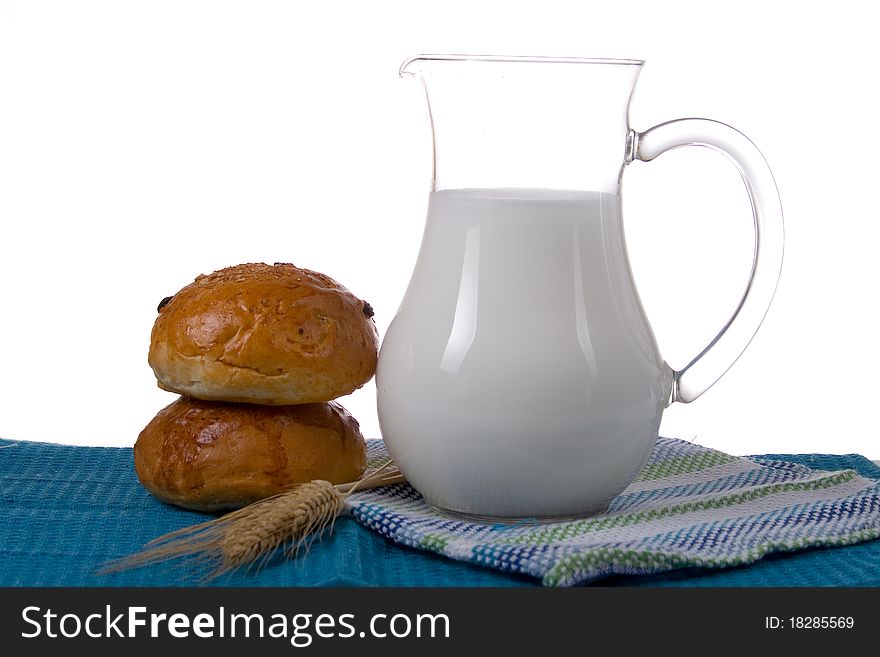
[148,263,378,405]
[133,397,367,511]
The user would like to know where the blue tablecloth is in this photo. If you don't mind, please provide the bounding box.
[1,437,879,586]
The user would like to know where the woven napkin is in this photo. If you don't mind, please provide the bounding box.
[347,437,880,586]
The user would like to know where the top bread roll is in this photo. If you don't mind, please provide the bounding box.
[149,263,378,405]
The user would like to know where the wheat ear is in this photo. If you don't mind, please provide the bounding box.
[102,461,404,579]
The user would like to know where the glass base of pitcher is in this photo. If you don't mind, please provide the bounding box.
[425,501,611,525]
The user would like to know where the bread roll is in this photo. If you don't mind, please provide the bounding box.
[134,396,367,511]
[148,263,378,405]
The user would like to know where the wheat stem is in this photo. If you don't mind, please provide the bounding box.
[102,462,405,580]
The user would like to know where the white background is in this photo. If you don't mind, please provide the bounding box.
[0,0,877,457]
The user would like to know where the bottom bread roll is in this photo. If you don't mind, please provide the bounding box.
[134,397,367,511]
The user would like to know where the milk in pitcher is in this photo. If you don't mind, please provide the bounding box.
[377,188,673,518]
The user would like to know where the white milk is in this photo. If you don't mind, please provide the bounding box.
[377,189,673,518]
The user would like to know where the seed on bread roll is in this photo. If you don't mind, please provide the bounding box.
[149,263,378,405]
[134,397,367,511]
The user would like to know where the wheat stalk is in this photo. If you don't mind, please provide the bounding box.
[103,460,404,580]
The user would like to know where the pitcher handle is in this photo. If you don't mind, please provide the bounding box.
[628,119,784,404]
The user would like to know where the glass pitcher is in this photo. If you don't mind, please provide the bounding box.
[377,55,784,519]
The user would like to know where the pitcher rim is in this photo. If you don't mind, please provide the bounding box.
[399,54,645,76]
